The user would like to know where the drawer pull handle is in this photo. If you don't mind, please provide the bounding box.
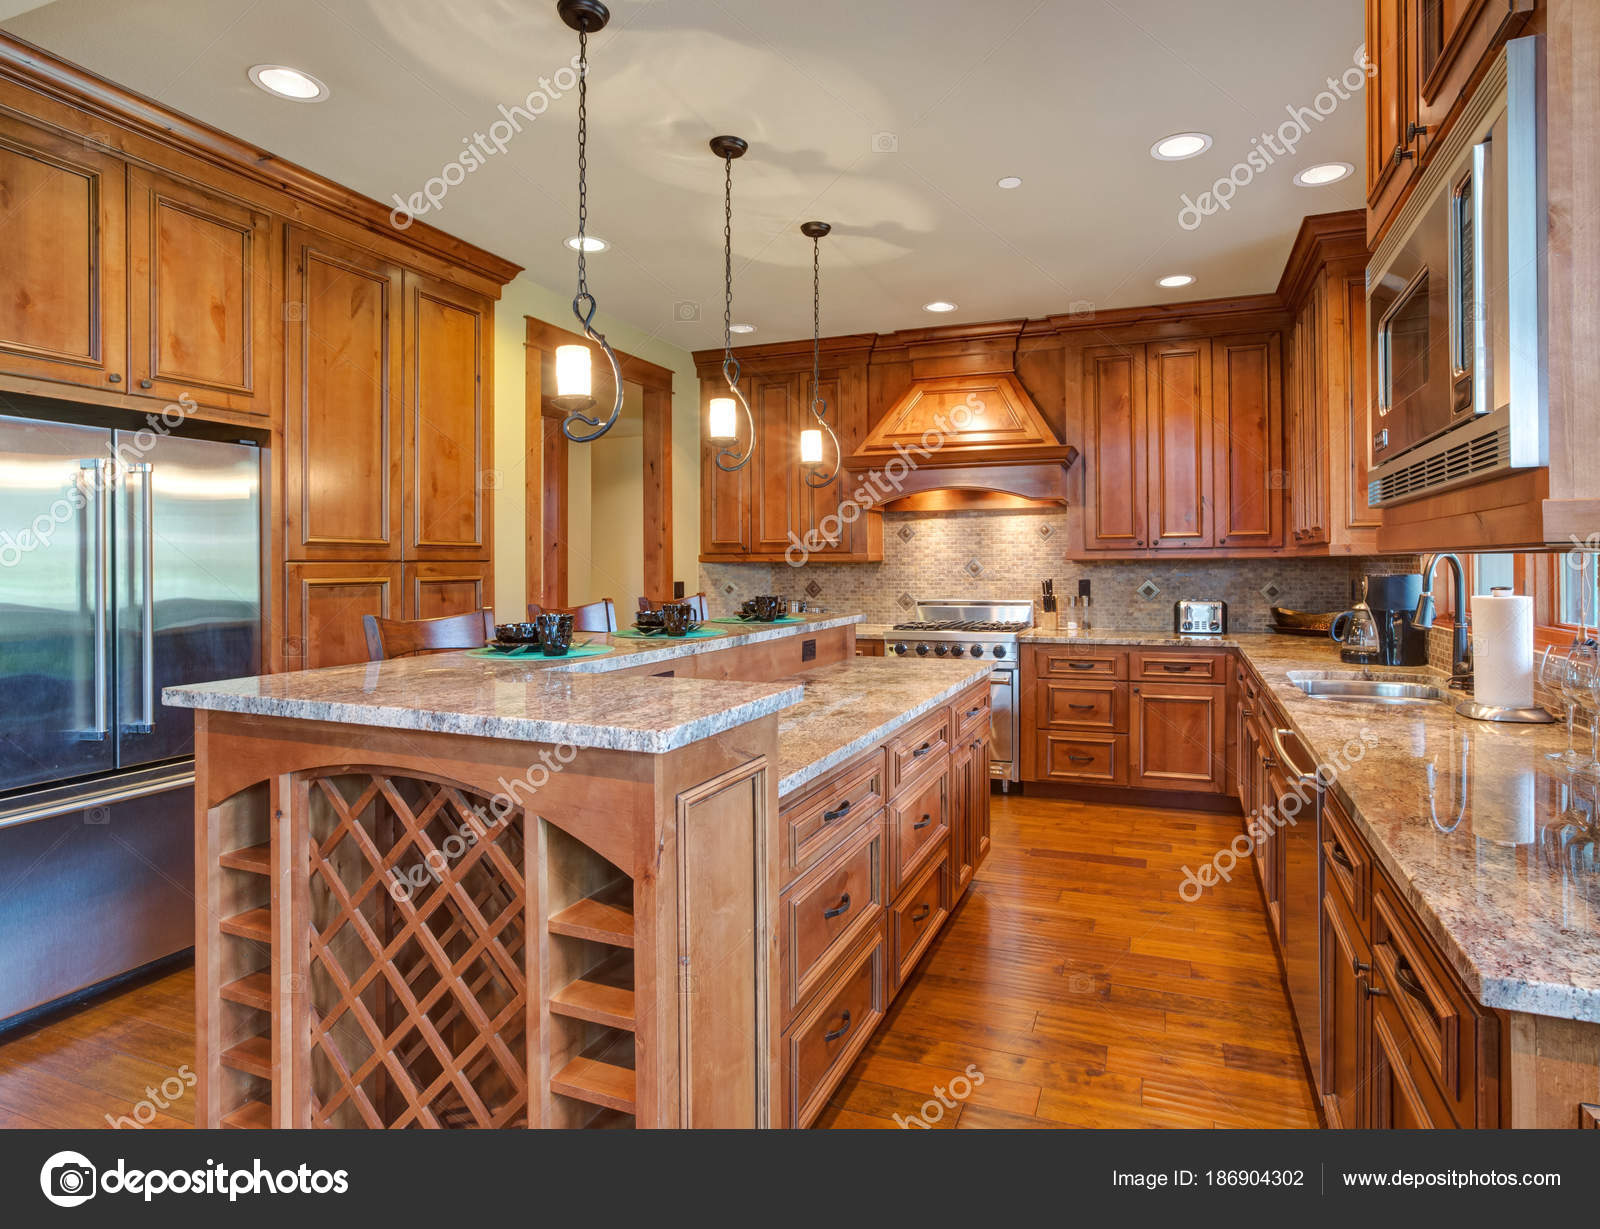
[1329,842,1353,872]
[912,742,933,758]
[910,904,931,923]
[823,1010,852,1043]
[822,892,851,920]
[1068,703,1096,711]
[1161,663,1194,672]
[913,813,932,830]
[964,706,983,718]
[1361,976,1388,999]
[1067,753,1093,764]
[1393,958,1430,1005]
[822,799,852,823]
[1067,661,1096,671]
[1352,955,1372,976]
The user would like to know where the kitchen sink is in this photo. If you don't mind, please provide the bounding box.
[1285,671,1449,705]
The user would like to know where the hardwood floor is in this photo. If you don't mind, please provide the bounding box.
[0,793,1318,1130]
[816,792,1321,1129]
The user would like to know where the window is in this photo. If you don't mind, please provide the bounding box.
[1471,553,1517,595]
[1555,553,1600,629]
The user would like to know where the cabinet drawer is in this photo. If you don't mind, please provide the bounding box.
[888,766,949,894]
[1370,988,1458,1130]
[781,923,887,1128]
[780,822,884,1027]
[1321,791,1370,927]
[1032,646,1127,680]
[953,685,990,741]
[1371,876,1492,1126]
[1036,679,1126,732]
[888,708,950,792]
[1132,650,1225,682]
[779,750,886,887]
[891,842,952,989]
[1034,732,1127,785]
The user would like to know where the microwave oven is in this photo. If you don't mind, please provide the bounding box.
[1366,35,1547,507]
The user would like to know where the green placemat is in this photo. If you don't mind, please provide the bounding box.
[611,625,723,639]
[709,615,804,625]
[468,643,615,660]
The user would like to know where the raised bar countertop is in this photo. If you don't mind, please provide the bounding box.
[1015,627,1600,1023]
[163,614,862,754]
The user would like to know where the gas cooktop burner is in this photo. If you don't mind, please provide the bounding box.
[891,619,1029,633]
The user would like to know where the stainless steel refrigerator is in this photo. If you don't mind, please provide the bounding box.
[0,411,261,1021]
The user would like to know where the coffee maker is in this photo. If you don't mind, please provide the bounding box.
[1364,573,1430,667]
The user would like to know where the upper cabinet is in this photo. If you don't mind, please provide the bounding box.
[1366,0,1535,246]
[0,112,126,392]
[126,166,275,415]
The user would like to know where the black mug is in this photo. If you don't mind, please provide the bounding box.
[661,603,694,636]
[535,612,574,656]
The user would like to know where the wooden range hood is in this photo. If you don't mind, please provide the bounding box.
[843,322,1076,504]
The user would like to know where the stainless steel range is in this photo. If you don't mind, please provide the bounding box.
[887,600,1030,787]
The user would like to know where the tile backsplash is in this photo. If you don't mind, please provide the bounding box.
[700,506,1416,631]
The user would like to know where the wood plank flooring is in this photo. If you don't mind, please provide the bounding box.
[0,793,1318,1129]
[815,792,1321,1128]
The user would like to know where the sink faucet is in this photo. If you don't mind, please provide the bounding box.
[1413,553,1471,685]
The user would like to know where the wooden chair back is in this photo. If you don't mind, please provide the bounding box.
[363,609,495,661]
[528,597,617,632]
[636,592,709,621]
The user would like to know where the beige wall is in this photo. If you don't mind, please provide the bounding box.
[490,274,700,621]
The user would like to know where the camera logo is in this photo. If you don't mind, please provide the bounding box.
[41,1151,97,1207]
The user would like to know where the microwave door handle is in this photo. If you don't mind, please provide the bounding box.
[1471,139,1491,417]
[76,459,110,742]
[129,462,155,734]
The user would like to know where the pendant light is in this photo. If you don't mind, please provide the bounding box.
[708,135,755,471]
[552,0,624,442]
[799,220,840,487]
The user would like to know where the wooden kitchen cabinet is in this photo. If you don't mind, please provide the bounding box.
[1212,333,1284,548]
[1321,882,1370,1128]
[0,111,126,391]
[285,561,403,671]
[1147,338,1214,549]
[284,226,405,562]
[1082,343,1149,551]
[402,560,492,621]
[126,165,275,416]
[1129,680,1227,794]
[950,736,975,896]
[750,372,802,556]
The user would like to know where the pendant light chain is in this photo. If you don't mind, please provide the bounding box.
[722,153,735,364]
[802,223,840,488]
[575,27,589,301]
[712,138,755,472]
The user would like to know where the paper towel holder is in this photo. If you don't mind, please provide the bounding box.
[1454,698,1557,724]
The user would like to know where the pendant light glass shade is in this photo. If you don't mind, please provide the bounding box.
[556,0,624,441]
[708,396,738,440]
[555,344,592,400]
[799,427,824,465]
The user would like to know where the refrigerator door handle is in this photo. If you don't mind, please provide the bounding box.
[128,462,155,734]
[76,459,111,742]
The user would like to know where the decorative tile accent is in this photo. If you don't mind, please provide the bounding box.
[897,592,916,610]
[897,524,917,543]
[1137,579,1162,601]
[964,557,984,578]
[1260,582,1283,602]
[1037,523,1054,540]
[723,583,736,595]
[804,579,823,598]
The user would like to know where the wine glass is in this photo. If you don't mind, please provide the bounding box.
[1543,645,1583,763]
[1564,641,1600,771]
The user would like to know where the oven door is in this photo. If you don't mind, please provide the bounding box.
[988,666,1017,780]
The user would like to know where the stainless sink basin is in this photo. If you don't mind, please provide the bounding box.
[1286,671,1449,705]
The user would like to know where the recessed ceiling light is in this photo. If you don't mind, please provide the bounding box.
[1293,162,1355,187]
[564,234,608,252]
[729,323,756,334]
[1150,132,1212,161]
[1158,274,1195,289]
[247,64,329,102]
[996,176,1023,189]
[923,300,958,313]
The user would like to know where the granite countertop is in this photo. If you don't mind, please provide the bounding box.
[163,615,861,754]
[1033,627,1600,1024]
[775,657,990,798]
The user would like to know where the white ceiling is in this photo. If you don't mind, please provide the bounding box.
[5,0,1366,350]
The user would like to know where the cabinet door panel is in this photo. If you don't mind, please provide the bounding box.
[286,562,402,669]
[701,386,752,554]
[1212,333,1282,548]
[1082,345,1147,550]
[799,370,849,554]
[1321,886,1368,1128]
[127,166,273,415]
[404,272,491,559]
[1147,339,1213,548]
[285,228,403,560]
[403,561,491,621]
[949,739,974,897]
[1130,682,1225,793]
[970,733,991,867]
[752,374,799,555]
[0,116,125,388]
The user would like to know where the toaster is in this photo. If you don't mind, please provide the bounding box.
[1174,599,1227,636]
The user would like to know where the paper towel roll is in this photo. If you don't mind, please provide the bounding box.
[1470,590,1534,709]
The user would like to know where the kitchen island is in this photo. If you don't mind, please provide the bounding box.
[163,615,990,1130]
